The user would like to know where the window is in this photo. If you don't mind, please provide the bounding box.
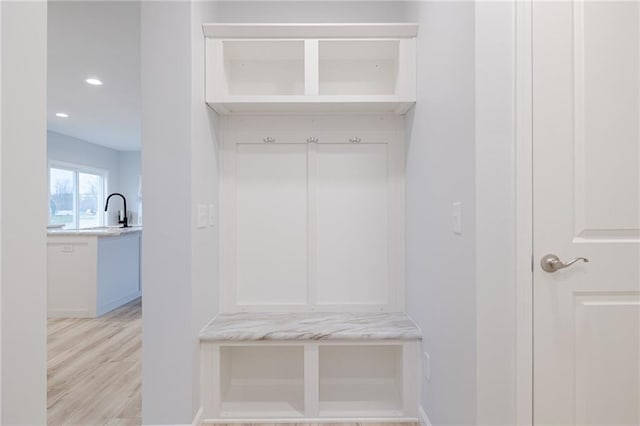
[49,163,107,229]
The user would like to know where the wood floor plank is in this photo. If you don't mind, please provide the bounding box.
[48,298,141,426]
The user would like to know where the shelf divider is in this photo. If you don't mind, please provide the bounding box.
[304,343,320,417]
[304,39,319,96]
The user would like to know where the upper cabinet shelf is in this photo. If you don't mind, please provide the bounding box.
[203,23,418,115]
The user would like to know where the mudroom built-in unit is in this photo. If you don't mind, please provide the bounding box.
[199,23,422,423]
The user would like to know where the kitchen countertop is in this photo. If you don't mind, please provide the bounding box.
[200,311,422,342]
[47,226,142,237]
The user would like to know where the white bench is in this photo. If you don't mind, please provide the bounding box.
[199,311,422,423]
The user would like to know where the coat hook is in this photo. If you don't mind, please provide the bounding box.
[306,137,319,143]
[349,137,362,143]
[263,137,275,143]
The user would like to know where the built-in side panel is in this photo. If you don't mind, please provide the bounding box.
[235,143,308,305]
[315,143,389,305]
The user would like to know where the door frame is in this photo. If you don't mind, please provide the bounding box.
[515,1,533,425]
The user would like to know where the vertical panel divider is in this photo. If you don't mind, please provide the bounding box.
[304,343,320,417]
[220,124,238,311]
[201,343,221,419]
[305,39,320,96]
[402,342,419,417]
[307,142,318,308]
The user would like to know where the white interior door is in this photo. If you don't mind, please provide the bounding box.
[533,2,640,425]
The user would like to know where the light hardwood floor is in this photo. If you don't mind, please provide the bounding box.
[48,298,141,426]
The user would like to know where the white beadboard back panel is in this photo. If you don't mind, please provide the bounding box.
[236,143,309,305]
[315,142,389,305]
[221,115,404,312]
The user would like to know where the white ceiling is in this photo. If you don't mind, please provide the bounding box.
[48,1,141,151]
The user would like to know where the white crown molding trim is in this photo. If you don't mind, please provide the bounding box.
[202,23,418,39]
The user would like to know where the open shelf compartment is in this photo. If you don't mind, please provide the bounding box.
[222,40,305,96]
[220,345,305,418]
[319,40,400,96]
[319,344,404,417]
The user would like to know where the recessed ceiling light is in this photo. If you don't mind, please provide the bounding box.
[85,78,103,86]
[55,112,69,118]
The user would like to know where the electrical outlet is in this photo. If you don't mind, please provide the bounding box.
[423,352,431,382]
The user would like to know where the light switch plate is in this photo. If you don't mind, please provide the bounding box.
[453,202,462,235]
[197,204,208,229]
[209,204,216,227]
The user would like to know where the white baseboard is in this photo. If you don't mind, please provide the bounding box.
[419,406,432,426]
[192,407,204,426]
[47,308,93,318]
[202,417,420,424]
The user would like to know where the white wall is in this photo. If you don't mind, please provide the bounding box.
[141,2,194,423]
[142,1,224,422]
[0,1,48,424]
[118,150,142,224]
[404,2,477,425]
[190,0,220,417]
[48,131,141,225]
[0,4,3,419]
[475,2,517,425]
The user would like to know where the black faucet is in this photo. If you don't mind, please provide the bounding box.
[105,193,129,228]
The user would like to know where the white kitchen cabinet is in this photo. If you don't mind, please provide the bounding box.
[203,24,417,114]
[47,230,141,317]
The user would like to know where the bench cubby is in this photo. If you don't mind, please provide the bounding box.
[219,345,305,418]
[319,344,404,417]
[200,312,421,423]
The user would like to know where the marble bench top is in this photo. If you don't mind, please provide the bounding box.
[200,311,422,342]
[47,226,142,237]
